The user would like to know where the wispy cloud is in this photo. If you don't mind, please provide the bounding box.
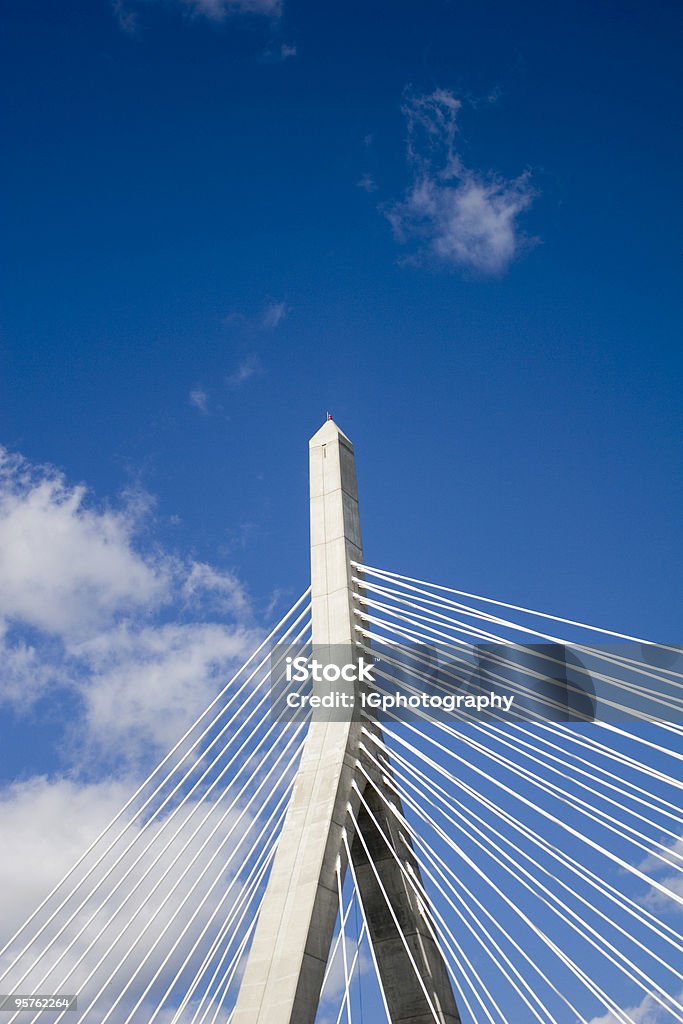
[111,0,138,32]
[319,937,368,1003]
[112,0,282,31]
[260,40,297,62]
[638,836,683,913]
[357,172,377,193]
[182,561,250,617]
[260,299,288,329]
[225,354,263,388]
[189,387,209,414]
[586,990,683,1024]
[224,298,288,332]
[182,0,282,19]
[386,88,535,276]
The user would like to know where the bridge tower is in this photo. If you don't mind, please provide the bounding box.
[233,419,460,1024]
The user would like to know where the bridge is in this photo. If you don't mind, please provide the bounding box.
[0,420,681,1023]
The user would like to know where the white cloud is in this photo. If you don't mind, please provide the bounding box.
[111,0,138,32]
[0,777,132,940]
[388,171,534,276]
[316,932,370,1024]
[113,0,281,30]
[182,0,281,18]
[260,299,288,329]
[189,387,209,414]
[0,621,67,707]
[387,88,535,276]
[0,447,284,1020]
[73,620,255,766]
[638,836,683,913]
[225,354,263,387]
[224,298,288,332]
[0,445,256,765]
[586,990,683,1024]
[320,934,367,1000]
[0,775,256,1021]
[357,172,377,193]
[260,40,297,62]
[183,561,250,616]
[639,836,683,874]
[0,449,168,643]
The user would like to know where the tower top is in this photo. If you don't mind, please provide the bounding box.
[309,417,353,448]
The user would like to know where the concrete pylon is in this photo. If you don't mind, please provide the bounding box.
[233,419,460,1024]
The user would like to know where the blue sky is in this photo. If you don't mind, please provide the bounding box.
[0,1,681,1020]
[2,0,681,637]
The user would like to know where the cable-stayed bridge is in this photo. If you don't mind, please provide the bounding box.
[0,420,681,1024]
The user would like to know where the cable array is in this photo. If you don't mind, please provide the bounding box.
[0,592,312,1024]
[344,563,682,1023]
[3,561,681,1024]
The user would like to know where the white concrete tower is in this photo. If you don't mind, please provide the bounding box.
[233,419,460,1024]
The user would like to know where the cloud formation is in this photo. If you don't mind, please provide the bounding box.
[224,298,288,332]
[73,619,253,766]
[0,450,167,643]
[112,0,281,32]
[0,777,132,939]
[387,88,535,276]
[0,435,297,1018]
[225,354,263,388]
[587,990,683,1024]
[357,173,377,193]
[183,0,281,18]
[638,836,683,913]
[0,774,255,1021]
[260,299,288,329]
[0,446,257,767]
[190,296,287,412]
[189,387,209,414]
[111,0,138,32]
